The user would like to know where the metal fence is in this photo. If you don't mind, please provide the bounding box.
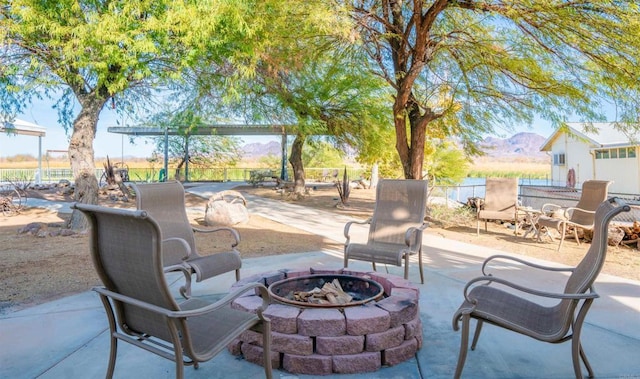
[0,166,366,185]
[432,182,640,224]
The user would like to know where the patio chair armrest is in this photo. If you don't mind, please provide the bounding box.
[344,218,371,239]
[163,237,193,259]
[170,282,271,319]
[192,226,240,247]
[94,286,181,316]
[94,282,271,320]
[462,276,599,305]
[564,206,595,219]
[405,222,429,246]
[481,254,575,276]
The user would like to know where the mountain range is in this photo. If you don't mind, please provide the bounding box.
[241,132,548,160]
[479,132,548,160]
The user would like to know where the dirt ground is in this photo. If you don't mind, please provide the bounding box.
[1,183,638,314]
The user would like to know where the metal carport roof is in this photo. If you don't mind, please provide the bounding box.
[107,124,294,181]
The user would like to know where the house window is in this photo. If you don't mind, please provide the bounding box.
[611,149,618,158]
[619,148,627,158]
[553,153,566,166]
[629,147,637,158]
[595,149,610,159]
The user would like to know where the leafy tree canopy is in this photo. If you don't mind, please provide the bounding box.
[348,1,640,178]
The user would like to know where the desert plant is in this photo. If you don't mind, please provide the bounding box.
[102,156,117,186]
[336,167,351,207]
[427,203,476,229]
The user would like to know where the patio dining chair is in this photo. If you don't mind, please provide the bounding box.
[343,179,428,283]
[73,203,272,379]
[452,197,630,379]
[537,180,611,251]
[476,177,519,236]
[132,181,242,298]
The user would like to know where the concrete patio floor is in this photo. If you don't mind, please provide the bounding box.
[1,182,639,379]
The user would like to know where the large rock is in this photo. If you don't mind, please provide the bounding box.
[204,190,249,226]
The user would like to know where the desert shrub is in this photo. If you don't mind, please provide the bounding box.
[427,203,476,229]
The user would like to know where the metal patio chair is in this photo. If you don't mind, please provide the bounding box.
[537,180,611,251]
[452,197,630,379]
[133,181,242,298]
[343,179,428,283]
[73,203,272,379]
[476,177,519,236]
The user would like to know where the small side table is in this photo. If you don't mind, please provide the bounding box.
[518,207,542,239]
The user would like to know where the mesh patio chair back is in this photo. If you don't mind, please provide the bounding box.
[368,180,428,244]
[134,181,197,266]
[132,181,242,298]
[538,180,611,250]
[344,179,428,283]
[570,180,611,226]
[476,177,519,235]
[453,198,630,379]
[74,203,272,379]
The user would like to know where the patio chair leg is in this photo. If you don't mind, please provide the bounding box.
[106,336,117,379]
[404,253,410,280]
[572,299,595,379]
[418,249,424,284]
[558,223,567,251]
[454,314,471,379]
[471,320,483,350]
[99,295,118,379]
[262,319,273,379]
[573,228,581,246]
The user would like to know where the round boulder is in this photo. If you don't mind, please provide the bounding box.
[204,190,249,226]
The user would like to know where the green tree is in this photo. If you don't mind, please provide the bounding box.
[153,134,241,181]
[302,140,346,169]
[348,1,640,179]
[238,47,391,195]
[0,0,287,228]
[147,110,242,180]
[424,141,469,185]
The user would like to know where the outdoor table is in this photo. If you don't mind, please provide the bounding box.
[518,207,542,239]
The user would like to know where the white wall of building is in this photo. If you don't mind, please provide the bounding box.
[549,134,594,185]
[592,147,639,194]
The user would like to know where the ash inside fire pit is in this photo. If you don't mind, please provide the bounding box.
[268,274,384,307]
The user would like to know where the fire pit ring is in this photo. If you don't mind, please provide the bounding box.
[228,268,422,375]
[268,274,384,308]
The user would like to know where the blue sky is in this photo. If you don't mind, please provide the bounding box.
[0,97,280,159]
[0,96,576,159]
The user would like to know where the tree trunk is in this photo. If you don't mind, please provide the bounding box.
[288,134,306,196]
[66,95,107,230]
[393,93,431,179]
[174,157,186,181]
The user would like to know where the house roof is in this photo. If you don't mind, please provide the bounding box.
[540,122,640,151]
[0,118,47,137]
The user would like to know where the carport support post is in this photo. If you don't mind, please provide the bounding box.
[281,133,288,181]
[184,134,189,182]
[163,127,169,182]
[37,136,42,184]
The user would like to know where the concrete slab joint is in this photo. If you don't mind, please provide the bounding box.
[228,268,421,375]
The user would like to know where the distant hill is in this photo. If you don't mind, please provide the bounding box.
[240,132,548,161]
[480,132,547,160]
[241,141,281,159]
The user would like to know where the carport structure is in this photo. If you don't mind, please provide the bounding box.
[1,118,47,183]
[107,124,295,181]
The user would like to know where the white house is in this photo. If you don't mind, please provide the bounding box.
[540,122,640,194]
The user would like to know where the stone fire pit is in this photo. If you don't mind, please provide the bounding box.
[228,268,422,375]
